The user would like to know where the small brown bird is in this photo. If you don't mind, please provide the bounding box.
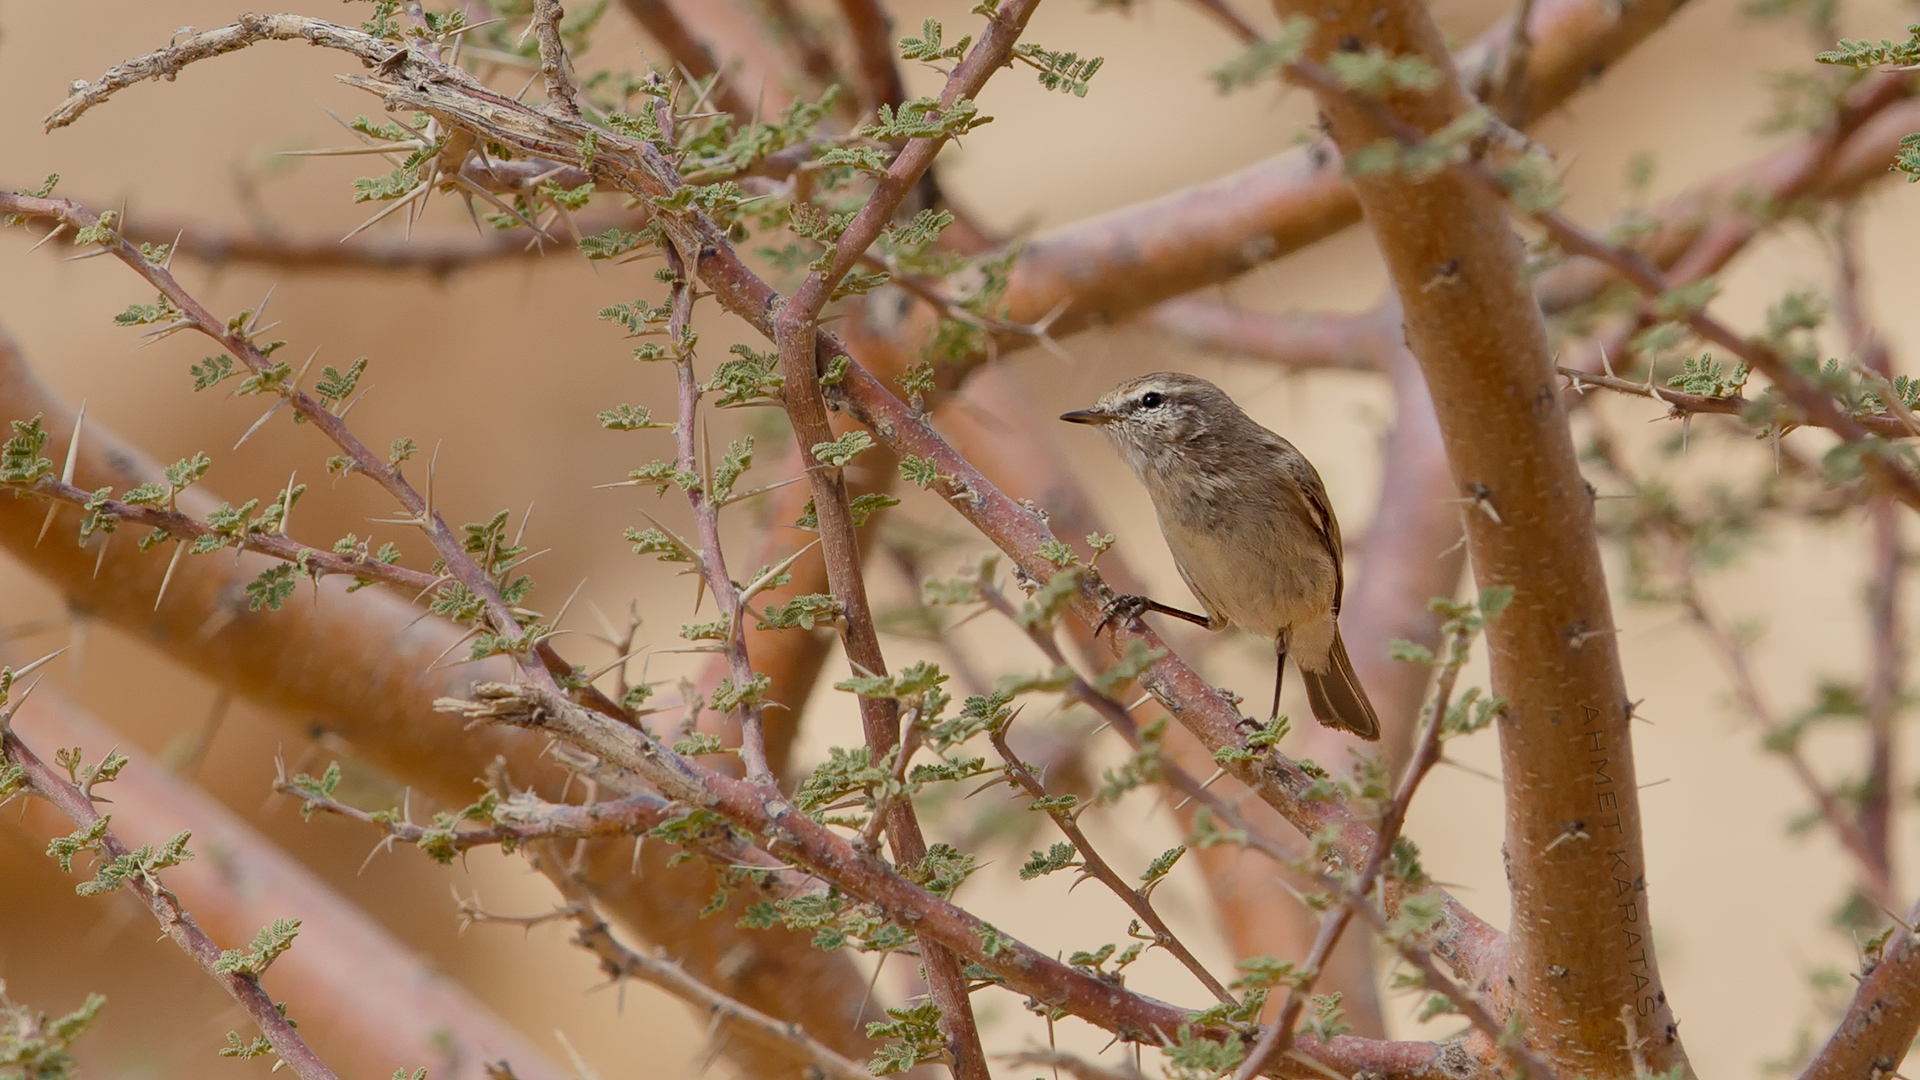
[1061,372,1379,739]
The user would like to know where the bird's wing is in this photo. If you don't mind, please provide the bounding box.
[1279,442,1345,615]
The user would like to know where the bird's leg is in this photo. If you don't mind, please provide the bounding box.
[1269,630,1291,721]
[1096,593,1212,636]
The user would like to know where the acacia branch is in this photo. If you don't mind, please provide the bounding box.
[617,0,755,119]
[1557,366,1915,440]
[769,8,1041,1074]
[1267,16,1684,1077]
[0,318,877,1077]
[24,9,1523,1050]
[534,858,872,1080]
[2,474,441,597]
[974,581,1236,1007]
[3,685,568,1080]
[444,680,1450,1080]
[1,726,339,1080]
[530,0,582,118]
[276,771,679,856]
[835,0,909,115]
[1799,894,1920,1080]
[154,2,1513,992]
[660,238,776,782]
[1532,197,1920,512]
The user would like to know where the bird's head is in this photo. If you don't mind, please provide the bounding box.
[1059,372,1241,473]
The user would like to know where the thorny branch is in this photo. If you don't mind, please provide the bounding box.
[973,579,1236,1006]
[530,0,582,118]
[618,0,755,120]
[1579,405,1895,910]
[533,857,872,1080]
[1234,619,1466,1080]
[1558,366,1915,440]
[4,474,441,599]
[1799,892,1920,1080]
[441,679,1456,1080]
[29,0,1511,1012]
[660,237,777,783]
[0,724,340,1080]
[0,190,565,691]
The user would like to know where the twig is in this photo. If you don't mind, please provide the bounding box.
[442,680,1457,1080]
[978,637,1236,1001]
[276,771,674,855]
[0,727,339,1080]
[530,0,583,118]
[1835,209,1903,891]
[1235,624,1464,1080]
[661,239,775,782]
[1555,366,1914,440]
[770,8,1044,1077]
[618,0,755,119]
[834,0,908,114]
[539,859,872,1080]
[5,474,437,595]
[1799,893,1920,1080]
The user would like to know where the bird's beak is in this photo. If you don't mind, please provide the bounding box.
[1059,408,1113,426]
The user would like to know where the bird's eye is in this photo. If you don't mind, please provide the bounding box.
[1139,391,1164,409]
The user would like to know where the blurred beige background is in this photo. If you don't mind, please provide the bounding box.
[0,0,1913,1076]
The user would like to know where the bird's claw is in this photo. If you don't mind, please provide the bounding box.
[1096,593,1152,637]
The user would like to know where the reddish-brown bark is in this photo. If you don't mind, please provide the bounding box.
[1262,2,1683,1074]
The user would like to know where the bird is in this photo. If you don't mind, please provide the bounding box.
[1060,371,1379,739]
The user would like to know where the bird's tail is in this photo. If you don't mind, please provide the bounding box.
[1302,630,1380,740]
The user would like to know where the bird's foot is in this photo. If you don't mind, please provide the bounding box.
[1096,593,1152,637]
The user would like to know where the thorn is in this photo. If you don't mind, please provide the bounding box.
[425,439,442,530]
[245,284,277,335]
[26,222,69,254]
[550,576,587,630]
[11,646,70,683]
[39,403,87,547]
[154,539,188,610]
[338,382,375,420]
[340,180,430,242]
[279,469,299,535]
[234,398,289,449]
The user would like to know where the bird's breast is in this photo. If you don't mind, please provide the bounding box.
[1157,505,1335,641]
